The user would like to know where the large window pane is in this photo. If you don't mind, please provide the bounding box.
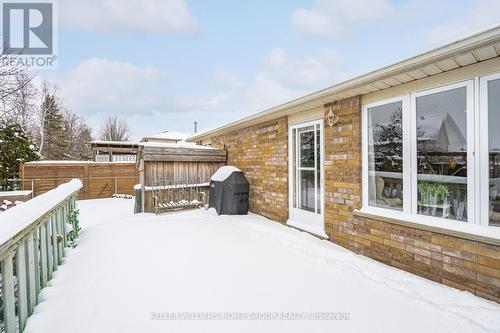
[488,79,500,227]
[367,101,403,211]
[416,87,468,221]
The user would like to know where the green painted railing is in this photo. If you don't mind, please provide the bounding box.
[0,179,82,332]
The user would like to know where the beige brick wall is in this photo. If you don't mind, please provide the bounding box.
[344,214,500,302]
[323,97,363,246]
[210,117,288,222]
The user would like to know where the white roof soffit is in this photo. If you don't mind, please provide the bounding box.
[187,24,500,142]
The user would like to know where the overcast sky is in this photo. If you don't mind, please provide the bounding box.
[38,0,500,141]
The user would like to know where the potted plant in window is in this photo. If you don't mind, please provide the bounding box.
[418,182,450,217]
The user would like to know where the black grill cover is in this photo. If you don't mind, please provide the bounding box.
[209,171,249,215]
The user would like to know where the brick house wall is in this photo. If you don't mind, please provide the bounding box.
[323,96,500,303]
[210,117,288,222]
[208,97,499,303]
[323,97,363,247]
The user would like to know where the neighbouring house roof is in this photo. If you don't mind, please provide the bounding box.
[187,24,500,142]
[89,141,139,158]
[141,131,190,143]
[138,141,217,149]
[418,112,467,152]
[90,140,139,146]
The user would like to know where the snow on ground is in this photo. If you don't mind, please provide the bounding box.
[77,197,134,229]
[25,198,500,333]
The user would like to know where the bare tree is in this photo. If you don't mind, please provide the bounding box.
[0,49,94,161]
[9,73,37,130]
[98,115,131,141]
[0,49,37,125]
[0,49,28,98]
[64,110,93,160]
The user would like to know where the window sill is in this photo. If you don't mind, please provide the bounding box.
[353,207,500,246]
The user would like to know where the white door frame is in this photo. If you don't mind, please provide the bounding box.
[287,118,327,238]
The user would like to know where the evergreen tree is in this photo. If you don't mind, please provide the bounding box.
[39,93,70,159]
[373,107,403,172]
[0,122,39,190]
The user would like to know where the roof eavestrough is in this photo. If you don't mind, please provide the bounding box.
[187,24,500,142]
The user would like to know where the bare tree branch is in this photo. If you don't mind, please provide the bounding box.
[0,47,34,105]
[98,115,131,141]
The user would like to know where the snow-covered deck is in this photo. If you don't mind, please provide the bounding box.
[25,198,500,333]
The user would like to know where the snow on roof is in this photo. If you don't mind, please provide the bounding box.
[25,160,136,165]
[0,190,32,196]
[25,160,96,164]
[211,166,241,182]
[0,179,82,245]
[419,113,466,141]
[139,141,216,149]
[144,131,190,141]
[90,140,139,146]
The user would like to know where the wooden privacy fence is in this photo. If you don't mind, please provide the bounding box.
[0,179,82,332]
[19,162,139,199]
[136,144,227,213]
[140,161,225,213]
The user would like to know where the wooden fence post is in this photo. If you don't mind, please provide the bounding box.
[47,217,54,279]
[16,240,29,331]
[40,222,48,288]
[56,208,63,263]
[27,232,37,314]
[51,215,59,269]
[2,252,16,333]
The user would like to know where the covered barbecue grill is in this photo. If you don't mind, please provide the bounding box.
[209,166,249,215]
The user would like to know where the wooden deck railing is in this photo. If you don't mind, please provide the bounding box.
[0,179,82,332]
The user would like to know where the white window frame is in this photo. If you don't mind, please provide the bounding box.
[361,79,494,227]
[362,96,411,215]
[410,80,475,224]
[479,72,500,226]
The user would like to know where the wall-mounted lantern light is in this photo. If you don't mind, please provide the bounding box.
[326,105,339,129]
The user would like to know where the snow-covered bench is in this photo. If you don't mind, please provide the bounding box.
[151,181,207,215]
